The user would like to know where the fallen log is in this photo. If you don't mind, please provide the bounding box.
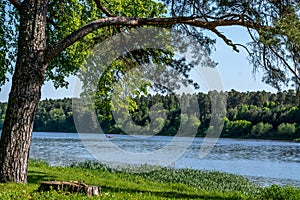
[38,181,101,196]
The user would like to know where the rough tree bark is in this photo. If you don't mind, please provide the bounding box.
[0,0,48,183]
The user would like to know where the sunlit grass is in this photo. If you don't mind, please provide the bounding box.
[0,160,299,199]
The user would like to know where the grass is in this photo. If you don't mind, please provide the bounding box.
[0,160,299,199]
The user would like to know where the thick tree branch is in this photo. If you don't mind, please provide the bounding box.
[45,16,260,64]
[9,0,22,11]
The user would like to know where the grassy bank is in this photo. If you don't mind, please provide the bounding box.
[0,160,299,199]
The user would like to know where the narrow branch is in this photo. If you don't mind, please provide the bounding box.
[93,0,124,33]
[209,28,239,52]
[269,47,300,81]
[247,26,259,43]
[9,0,22,11]
[235,44,252,55]
[171,0,176,16]
[93,0,113,17]
[45,16,260,64]
[263,45,268,71]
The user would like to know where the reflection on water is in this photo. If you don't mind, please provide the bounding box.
[30,132,300,187]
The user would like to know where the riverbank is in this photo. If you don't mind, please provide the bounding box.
[0,160,299,199]
[29,132,300,187]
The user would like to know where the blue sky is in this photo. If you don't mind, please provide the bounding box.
[211,26,277,92]
[0,26,277,102]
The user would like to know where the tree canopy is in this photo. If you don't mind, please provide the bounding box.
[1,0,300,89]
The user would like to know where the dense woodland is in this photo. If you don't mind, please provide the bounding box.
[0,90,299,140]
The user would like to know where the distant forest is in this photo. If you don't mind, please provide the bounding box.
[0,90,299,140]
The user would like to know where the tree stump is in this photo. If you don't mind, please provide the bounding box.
[38,181,101,196]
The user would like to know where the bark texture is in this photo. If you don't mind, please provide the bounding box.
[38,181,101,196]
[0,0,48,183]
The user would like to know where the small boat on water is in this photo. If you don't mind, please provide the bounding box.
[105,134,114,138]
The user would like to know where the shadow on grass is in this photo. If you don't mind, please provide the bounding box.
[27,170,58,184]
[100,185,242,200]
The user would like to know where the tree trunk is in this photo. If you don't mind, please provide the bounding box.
[0,0,48,183]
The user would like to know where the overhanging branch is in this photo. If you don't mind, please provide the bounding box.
[44,16,260,64]
[209,28,239,52]
[235,44,252,56]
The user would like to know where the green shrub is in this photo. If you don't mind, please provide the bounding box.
[277,123,297,136]
[251,122,273,137]
[223,120,252,137]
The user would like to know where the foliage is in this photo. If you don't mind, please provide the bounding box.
[1,1,300,89]
[294,138,300,142]
[260,185,300,200]
[1,90,299,140]
[33,98,76,132]
[250,122,273,138]
[0,1,18,86]
[1,0,167,88]
[223,120,252,137]
[277,123,297,137]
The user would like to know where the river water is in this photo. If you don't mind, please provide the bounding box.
[29,132,300,187]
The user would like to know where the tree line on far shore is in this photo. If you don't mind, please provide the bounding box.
[0,89,299,140]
